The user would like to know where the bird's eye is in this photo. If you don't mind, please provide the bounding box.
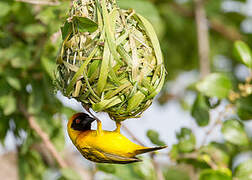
[75,118,81,124]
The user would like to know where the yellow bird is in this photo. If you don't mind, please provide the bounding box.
[67,113,167,164]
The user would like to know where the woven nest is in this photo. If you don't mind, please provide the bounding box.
[56,0,166,121]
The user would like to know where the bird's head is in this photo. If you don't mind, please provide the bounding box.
[68,113,95,131]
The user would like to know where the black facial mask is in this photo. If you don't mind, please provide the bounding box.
[71,113,95,131]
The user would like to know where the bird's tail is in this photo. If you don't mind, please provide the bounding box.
[135,146,167,155]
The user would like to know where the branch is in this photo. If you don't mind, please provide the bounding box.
[169,2,244,42]
[15,0,60,6]
[194,0,210,78]
[19,104,68,169]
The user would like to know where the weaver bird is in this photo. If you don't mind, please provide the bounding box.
[67,113,167,164]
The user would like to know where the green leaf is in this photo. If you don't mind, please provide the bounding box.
[61,21,71,40]
[97,158,155,180]
[23,24,46,36]
[97,164,116,174]
[234,41,252,68]
[6,76,21,90]
[41,57,56,79]
[61,106,76,119]
[221,119,249,146]
[60,168,81,180]
[191,94,210,127]
[199,143,230,167]
[199,169,232,180]
[164,166,190,180]
[196,73,232,98]
[176,128,196,153]
[135,14,163,66]
[169,144,179,160]
[0,2,11,17]
[73,16,98,33]
[28,83,44,114]
[146,129,166,146]
[0,111,9,143]
[101,1,121,63]
[236,95,252,121]
[132,158,156,179]
[0,94,16,116]
[234,159,252,180]
[66,47,98,96]
[97,42,110,94]
[127,91,146,112]
[92,96,122,111]
[18,147,47,180]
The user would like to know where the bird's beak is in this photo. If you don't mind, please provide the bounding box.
[70,113,96,131]
[85,116,96,124]
[79,116,96,129]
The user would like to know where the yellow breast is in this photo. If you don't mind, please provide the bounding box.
[75,130,144,157]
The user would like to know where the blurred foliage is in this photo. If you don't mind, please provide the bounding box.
[146,130,166,146]
[191,94,210,126]
[97,158,156,180]
[0,0,252,179]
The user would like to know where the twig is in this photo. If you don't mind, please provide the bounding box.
[200,104,234,146]
[19,104,68,168]
[151,154,165,180]
[121,125,145,146]
[210,19,243,41]
[194,0,210,78]
[16,0,60,6]
[200,118,221,146]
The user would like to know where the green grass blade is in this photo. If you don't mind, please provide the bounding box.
[101,0,121,63]
[92,96,122,111]
[135,13,163,66]
[66,47,98,96]
[127,91,145,112]
[97,41,110,94]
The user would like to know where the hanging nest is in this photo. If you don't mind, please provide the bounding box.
[56,0,166,121]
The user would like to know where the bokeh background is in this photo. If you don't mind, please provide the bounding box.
[0,0,252,179]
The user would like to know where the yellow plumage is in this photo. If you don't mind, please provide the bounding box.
[67,113,167,164]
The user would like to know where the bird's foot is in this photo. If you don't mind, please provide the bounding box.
[96,119,102,134]
[114,122,121,133]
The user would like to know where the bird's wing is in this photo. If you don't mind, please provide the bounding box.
[80,146,142,164]
[99,149,142,164]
